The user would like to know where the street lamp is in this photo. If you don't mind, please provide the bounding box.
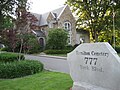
[112,8,115,49]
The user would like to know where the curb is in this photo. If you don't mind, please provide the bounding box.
[38,55,67,60]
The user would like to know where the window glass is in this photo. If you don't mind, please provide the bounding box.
[64,22,71,31]
[64,22,72,44]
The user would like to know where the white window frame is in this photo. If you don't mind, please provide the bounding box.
[64,22,71,31]
[64,21,72,44]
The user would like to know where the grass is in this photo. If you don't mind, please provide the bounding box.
[0,71,73,90]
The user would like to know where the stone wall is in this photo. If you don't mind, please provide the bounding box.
[58,5,76,45]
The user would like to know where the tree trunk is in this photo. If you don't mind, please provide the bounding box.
[18,38,23,60]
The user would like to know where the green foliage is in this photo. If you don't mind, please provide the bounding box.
[0,47,10,52]
[0,60,43,79]
[65,45,74,50]
[98,29,120,46]
[66,0,120,42]
[1,16,14,29]
[10,33,42,54]
[0,0,29,30]
[44,49,72,54]
[22,33,42,54]
[115,46,120,53]
[27,37,42,54]
[0,53,25,62]
[46,28,68,49]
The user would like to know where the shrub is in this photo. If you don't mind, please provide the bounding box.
[0,53,25,62]
[0,47,11,52]
[46,28,68,50]
[0,60,43,79]
[14,33,42,54]
[27,38,42,54]
[44,49,72,54]
[115,46,120,53]
[65,45,74,50]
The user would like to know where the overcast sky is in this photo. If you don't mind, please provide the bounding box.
[28,0,67,14]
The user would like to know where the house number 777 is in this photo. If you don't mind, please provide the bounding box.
[84,57,98,65]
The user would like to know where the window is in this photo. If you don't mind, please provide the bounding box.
[48,22,53,28]
[64,22,71,31]
[64,22,72,44]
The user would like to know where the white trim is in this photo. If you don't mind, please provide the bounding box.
[58,5,68,19]
[64,21,71,31]
[47,12,55,20]
[50,12,56,18]
[32,30,37,35]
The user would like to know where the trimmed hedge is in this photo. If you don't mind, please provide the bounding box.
[0,53,25,62]
[44,49,72,54]
[0,60,43,79]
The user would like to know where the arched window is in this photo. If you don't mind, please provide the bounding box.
[64,22,71,31]
[64,21,72,44]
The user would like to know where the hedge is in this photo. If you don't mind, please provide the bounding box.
[44,49,72,54]
[0,53,25,62]
[115,46,120,53]
[0,60,43,79]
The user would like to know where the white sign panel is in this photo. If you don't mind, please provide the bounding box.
[67,43,120,90]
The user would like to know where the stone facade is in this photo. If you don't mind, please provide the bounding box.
[32,5,76,46]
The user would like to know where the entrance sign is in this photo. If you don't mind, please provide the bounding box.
[67,43,120,90]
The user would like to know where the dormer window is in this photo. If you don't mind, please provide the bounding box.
[64,22,71,31]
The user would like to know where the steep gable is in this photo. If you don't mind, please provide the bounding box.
[32,6,65,27]
[47,12,55,22]
[58,5,75,22]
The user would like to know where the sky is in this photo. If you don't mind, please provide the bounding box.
[28,0,67,14]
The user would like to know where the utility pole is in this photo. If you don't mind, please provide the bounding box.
[113,7,115,49]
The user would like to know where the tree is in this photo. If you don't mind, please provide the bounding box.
[66,0,120,42]
[0,0,15,30]
[15,9,38,56]
[1,29,17,52]
[0,0,29,30]
[47,28,68,49]
[0,0,29,47]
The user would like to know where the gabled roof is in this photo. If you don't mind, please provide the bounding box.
[32,5,68,26]
[31,13,41,26]
[39,12,49,26]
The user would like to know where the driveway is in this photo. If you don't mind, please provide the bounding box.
[25,55,70,74]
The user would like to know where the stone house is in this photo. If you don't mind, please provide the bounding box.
[31,5,89,47]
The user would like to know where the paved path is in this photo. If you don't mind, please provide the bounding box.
[25,55,70,74]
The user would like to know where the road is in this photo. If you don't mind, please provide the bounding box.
[25,55,70,74]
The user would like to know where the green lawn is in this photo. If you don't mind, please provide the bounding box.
[0,71,73,90]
